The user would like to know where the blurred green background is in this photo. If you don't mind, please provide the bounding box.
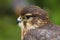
[0,0,60,40]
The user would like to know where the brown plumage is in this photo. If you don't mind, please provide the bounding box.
[17,5,60,40]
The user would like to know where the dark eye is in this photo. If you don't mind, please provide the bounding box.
[26,16,31,19]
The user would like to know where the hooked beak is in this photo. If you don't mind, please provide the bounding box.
[17,16,22,23]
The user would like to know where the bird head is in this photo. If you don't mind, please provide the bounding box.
[17,5,50,29]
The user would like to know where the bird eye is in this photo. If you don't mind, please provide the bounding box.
[26,16,31,19]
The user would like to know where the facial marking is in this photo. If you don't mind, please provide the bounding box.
[25,13,32,16]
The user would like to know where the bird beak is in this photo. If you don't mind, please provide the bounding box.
[17,16,22,23]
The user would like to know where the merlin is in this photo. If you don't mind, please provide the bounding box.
[17,5,60,40]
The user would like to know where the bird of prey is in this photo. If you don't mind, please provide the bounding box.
[17,5,60,40]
